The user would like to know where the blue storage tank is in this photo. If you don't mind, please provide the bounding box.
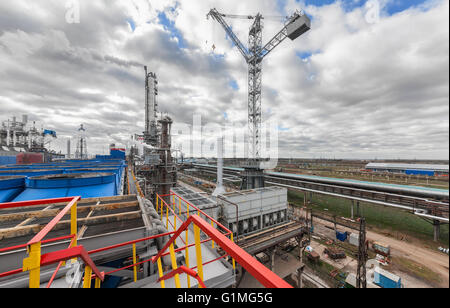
[0,176,26,203]
[64,168,123,193]
[13,173,118,202]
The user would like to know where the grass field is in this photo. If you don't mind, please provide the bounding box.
[389,256,442,287]
[288,190,449,246]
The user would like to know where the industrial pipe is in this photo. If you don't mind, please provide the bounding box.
[266,181,449,223]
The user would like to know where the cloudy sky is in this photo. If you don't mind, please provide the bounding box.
[0,0,448,160]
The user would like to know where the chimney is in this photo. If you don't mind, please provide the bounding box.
[213,137,226,197]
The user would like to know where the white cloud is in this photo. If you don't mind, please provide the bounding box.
[0,0,448,159]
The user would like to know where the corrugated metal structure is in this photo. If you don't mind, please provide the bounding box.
[218,187,289,236]
[366,163,449,176]
[171,186,220,222]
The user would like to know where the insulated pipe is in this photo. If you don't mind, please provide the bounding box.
[143,199,172,265]
[266,181,449,223]
[154,223,171,266]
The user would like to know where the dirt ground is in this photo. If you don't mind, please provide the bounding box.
[312,216,449,288]
[178,179,449,288]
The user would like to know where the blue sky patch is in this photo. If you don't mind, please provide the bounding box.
[277,125,290,131]
[158,11,187,48]
[229,79,239,90]
[296,51,312,60]
[126,18,136,32]
[288,0,430,15]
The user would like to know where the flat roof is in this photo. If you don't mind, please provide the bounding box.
[366,163,449,172]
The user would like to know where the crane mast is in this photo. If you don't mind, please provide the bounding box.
[207,8,311,189]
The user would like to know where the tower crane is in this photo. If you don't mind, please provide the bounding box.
[207,8,311,189]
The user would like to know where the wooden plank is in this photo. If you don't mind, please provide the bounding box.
[0,211,142,240]
[0,201,139,224]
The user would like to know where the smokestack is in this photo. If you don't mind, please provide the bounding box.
[67,139,71,159]
[213,137,226,197]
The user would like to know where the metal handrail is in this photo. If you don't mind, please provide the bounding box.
[158,266,206,288]
[152,214,292,288]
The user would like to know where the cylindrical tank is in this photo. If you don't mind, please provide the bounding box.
[0,169,64,177]
[0,176,26,202]
[13,173,118,202]
[64,168,123,193]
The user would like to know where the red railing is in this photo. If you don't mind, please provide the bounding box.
[0,192,292,288]
[0,197,105,288]
[152,214,292,288]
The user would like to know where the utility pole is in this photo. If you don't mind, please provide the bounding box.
[356,218,368,288]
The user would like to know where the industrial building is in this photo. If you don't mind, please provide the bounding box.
[0,4,448,291]
[0,115,63,165]
[365,163,449,176]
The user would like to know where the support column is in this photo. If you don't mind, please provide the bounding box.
[297,265,304,289]
[433,220,441,242]
[351,200,354,220]
[270,248,276,272]
[356,201,361,218]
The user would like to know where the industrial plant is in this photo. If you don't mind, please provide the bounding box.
[0,1,448,293]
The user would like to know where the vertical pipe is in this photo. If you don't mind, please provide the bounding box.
[230,233,236,270]
[24,242,41,288]
[211,221,215,249]
[194,224,204,285]
[166,206,169,229]
[71,202,77,248]
[157,258,165,288]
[133,244,137,283]
[83,266,92,288]
[433,220,441,242]
[185,230,191,288]
[169,244,181,288]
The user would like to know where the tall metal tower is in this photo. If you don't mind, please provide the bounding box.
[75,124,87,159]
[207,8,311,188]
[144,66,159,148]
